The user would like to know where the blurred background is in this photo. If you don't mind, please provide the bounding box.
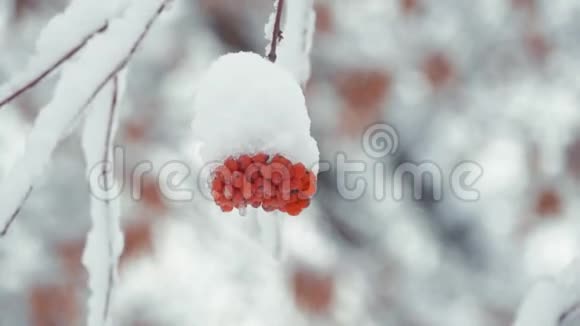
[1,0,580,325]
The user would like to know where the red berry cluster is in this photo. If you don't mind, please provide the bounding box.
[210,153,317,216]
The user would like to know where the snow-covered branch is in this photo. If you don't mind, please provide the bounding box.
[0,0,171,237]
[81,73,125,326]
[265,0,315,85]
[0,0,126,108]
[0,24,107,108]
[513,261,580,326]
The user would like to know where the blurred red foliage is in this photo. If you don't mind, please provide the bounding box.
[422,52,455,90]
[535,188,562,217]
[335,70,391,135]
[28,283,79,326]
[291,268,334,315]
[314,3,334,34]
[401,0,420,15]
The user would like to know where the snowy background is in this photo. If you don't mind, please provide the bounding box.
[1,0,580,325]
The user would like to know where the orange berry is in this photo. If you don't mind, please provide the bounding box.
[272,154,292,167]
[232,189,244,205]
[220,203,234,212]
[292,163,307,179]
[242,180,253,199]
[252,153,269,163]
[263,205,275,212]
[224,157,238,171]
[211,190,223,201]
[238,154,252,170]
[232,171,243,188]
[245,163,262,181]
[272,173,283,185]
[290,177,301,190]
[212,178,224,192]
[214,166,231,182]
[262,181,274,199]
[297,199,310,209]
[223,184,234,199]
[285,202,303,216]
[260,165,272,179]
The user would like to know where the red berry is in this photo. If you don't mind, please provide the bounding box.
[238,154,252,170]
[290,177,301,190]
[285,202,303,216]
[292,163,307,179]
[232,171,243,188]
[211,190,223,201]
[220,203,234,212]
[245,163,262,181]
[272,154,292,167]
[223,184,234,199]
[252,153,269,164]
[212,152,317,216]
[260,165,272,179]
[224,157,239,171]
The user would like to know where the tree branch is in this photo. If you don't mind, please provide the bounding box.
[0,0,170,238]
[0,186,32,236]
[267,0,285,62]
[101,75,118,323]
[0,24,108,109]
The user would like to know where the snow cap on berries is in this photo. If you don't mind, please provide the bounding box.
[192,51,319,170]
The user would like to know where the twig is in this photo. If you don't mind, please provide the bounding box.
[0,24,108,109]
[0,0,170,238]
[101,76,118,323]
[0,186,32,236]
[71,1,169,126]
[267,0,285,62]
[559,302,580,325]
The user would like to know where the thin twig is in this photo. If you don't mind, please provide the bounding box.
[72,1,169,125]
[0,24,108,109]
[101,76,118,323]
[0,0,170,238]
[267,0,285,62]
[0,186,32,236]
[559,302,580,325]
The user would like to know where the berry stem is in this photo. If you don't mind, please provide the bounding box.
[267,0,285,62]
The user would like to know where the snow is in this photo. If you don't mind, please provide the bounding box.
[0,109,28,177]
[81,72,126,326]
[191,51,319,171]
[513,260,580,326]
[0,0,168,234]
[113,217,304,325]
[0,0,126,106]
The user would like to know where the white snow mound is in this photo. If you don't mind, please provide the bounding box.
[191,52,319,171]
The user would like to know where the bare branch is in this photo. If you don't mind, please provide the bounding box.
[267,0,285,62]
[0,24,108,109]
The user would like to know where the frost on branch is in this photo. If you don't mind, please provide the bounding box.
[0,0,170,236]
[191,52,319,215]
